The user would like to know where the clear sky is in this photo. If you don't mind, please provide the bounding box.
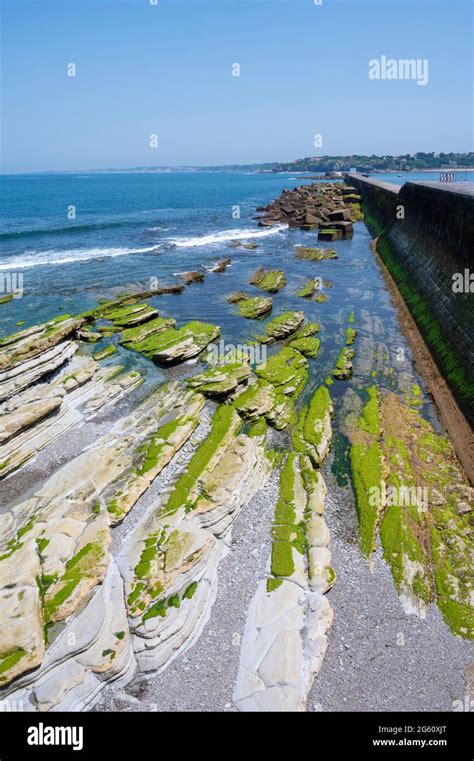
[1,0,473,173]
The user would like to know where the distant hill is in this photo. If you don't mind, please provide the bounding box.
[58,152,474,175]
[267,152,474,173]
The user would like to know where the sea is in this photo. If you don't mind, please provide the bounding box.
[0,168,459,475]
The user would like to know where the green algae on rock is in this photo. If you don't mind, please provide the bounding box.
[349,386,384,558]
[249,267,286,293]
[265,392,297,430]
[331,313,358,379]
[232,379,276,421]
[256,347,308,399]
[380,393,472,636]
[0,648,26,681]
[297,279,318,298]
[100,302,158,328]
[231,375,296,431]
[229,293,273,319]
[332,347,356,379]
[162,405,243,518]
[186,363,251,399]
[0,315,84,373]
[122,405,272,634]
[351,441,385,558]
[43,534,110,623]
[294,246,337,261]
[278,321,319,360]
[0,382,209,685]
[92,344,117,361]
[292,321,319,338]
[124,320,220,364]
[236,441,334,711]
[0,538,46,686]
[270,453,304,580]
[345,327,357,345]
[349,387,473,637]
[255,311,305,343]
[291,386,333,466]
[267,451,334,592]
[120,316,176,347]
[287,335,320,357]
[106,390,205,524]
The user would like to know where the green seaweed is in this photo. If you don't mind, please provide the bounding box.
[93,344,117,361]
[364,210,474,421]
[183,581,198,600]
[250,268,286,293]
[0,648,26,680]
[350,442,384,557]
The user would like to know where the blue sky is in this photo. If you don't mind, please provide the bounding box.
[1,0,472,173]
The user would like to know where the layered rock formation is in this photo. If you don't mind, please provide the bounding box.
[118,407,273,673]
[255,311,304,343]
[0,358,142,478]
[350,387,473,637]
[234,394,335,711]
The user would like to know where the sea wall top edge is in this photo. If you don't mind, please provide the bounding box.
[345,172,474,200]
[403,181,474,198]
[345,173,401,194]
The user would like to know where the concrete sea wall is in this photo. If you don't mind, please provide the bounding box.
[346,174,474,426]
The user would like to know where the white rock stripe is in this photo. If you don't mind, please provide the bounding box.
[234,458,334,712]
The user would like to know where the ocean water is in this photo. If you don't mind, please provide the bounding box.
[0,172,322,326]
[0,171,442,452]
[2,169,467,330]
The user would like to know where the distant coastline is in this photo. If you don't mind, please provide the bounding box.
[3,152,474,177]
[3,167,474,177]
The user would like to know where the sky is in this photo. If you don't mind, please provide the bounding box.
[1,0,473,173]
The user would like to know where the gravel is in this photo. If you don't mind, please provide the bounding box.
[307,468,472,713]
[96,471,280,713]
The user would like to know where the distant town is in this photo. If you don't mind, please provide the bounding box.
[76,151,474,175]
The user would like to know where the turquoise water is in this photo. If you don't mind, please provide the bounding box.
[0,171,438,426]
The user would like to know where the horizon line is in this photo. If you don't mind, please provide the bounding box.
[2,151,474,177]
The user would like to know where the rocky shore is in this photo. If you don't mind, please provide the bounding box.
[0,181,471,713]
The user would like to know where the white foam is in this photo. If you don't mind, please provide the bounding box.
[0,245,161,270]
[167,224,287,248]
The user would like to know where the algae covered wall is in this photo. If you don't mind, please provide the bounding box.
[346,174,474,425]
